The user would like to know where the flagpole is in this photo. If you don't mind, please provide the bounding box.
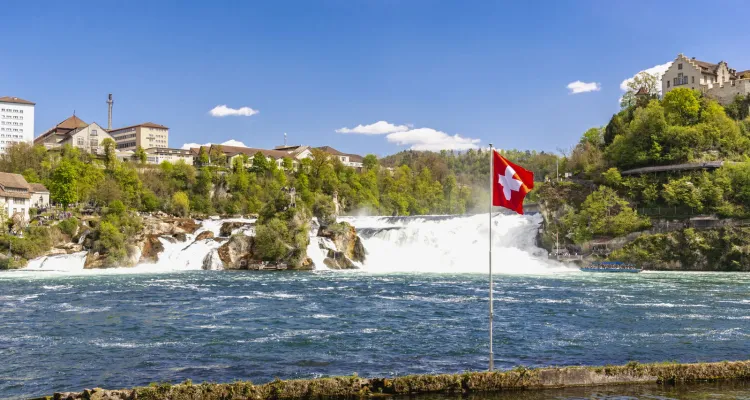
[488,143,494,372]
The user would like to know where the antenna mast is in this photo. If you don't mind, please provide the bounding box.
[107,94,114,130]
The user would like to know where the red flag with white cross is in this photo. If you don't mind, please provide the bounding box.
[492,150,534,215]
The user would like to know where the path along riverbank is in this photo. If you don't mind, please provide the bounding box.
[41,360,750,400]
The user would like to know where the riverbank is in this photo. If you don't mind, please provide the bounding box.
[40,360,750,400]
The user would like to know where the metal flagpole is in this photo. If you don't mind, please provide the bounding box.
[488,143,494,372]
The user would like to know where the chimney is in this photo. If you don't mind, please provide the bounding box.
[106,93,114,130]
[284,132,287,146]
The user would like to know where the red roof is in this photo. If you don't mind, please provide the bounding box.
[0,96,35,105]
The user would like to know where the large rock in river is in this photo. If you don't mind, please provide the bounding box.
[219,221,253,237]
[318,222,366,264]
[217,235,255,269]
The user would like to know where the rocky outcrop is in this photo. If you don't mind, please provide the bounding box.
[139,235,164,263]
[318,222,366,268]
[323,249,356,269]
[217,235,255,269]
[195,231,215,241]
[219,221,253,237]
[172,233,188,242]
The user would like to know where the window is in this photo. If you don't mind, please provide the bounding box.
[678,63,683,70]
[91,130,97,136]
[90,139,97,147]
[692,76,695,83]
[77,137,84,146]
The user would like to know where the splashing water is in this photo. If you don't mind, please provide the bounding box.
[341,214,572,274]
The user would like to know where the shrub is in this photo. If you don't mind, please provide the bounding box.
[254,218,289,261]
[172,191,190,217]
[57,217,79,238]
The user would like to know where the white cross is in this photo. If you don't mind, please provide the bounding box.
[498,165,522,201]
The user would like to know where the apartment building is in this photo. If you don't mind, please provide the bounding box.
[34,116,115,155]
[110,122,169,150]
[0,96,35,154]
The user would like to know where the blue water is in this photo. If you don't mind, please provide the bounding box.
[1,270,750,399]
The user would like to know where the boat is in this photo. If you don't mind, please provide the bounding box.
[580,261,642,273]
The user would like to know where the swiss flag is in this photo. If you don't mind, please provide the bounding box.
[492,150,534,214]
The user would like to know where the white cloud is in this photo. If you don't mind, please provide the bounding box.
[566,80,601,94]
[180,140,248,150]
[335,120,410,134]
[620,61,673,92]
[386,128,480,151]
[209,105,259,117]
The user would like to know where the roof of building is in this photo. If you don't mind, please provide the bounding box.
[0,96,35,106]
[635,87,649,96]
[34,115,90,143]
[29,183,49,193]
[315,146,364,163]
[0,172,31,199]
[110,122,169,131]
[220,145,290,159]
[737,70,750,78]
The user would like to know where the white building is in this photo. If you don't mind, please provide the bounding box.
[0,96,35,154]
[316,146,364,168]
[144,147,194,164]
[661,54,750,104]
[29,183,50,209]
[34,116,115,155]
[0,172,31,221]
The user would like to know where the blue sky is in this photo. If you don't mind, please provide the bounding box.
[2,1,750,156]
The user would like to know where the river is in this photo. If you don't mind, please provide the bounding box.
[1,215,749,399]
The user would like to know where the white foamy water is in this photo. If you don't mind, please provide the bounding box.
[24,251,88,272]
[341,214,572,274]
[14,214,569,275]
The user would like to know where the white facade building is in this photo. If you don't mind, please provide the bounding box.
[0,96,35,154]
[0,172,32,222]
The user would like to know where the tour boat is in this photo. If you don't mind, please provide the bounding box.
[580,261,642,273]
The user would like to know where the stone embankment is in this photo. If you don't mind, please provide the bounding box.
[41,360,750,400]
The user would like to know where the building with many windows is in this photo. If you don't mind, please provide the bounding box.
[662,54,750,105]
[109,122,169,150]
[34,116,115,155]
[0,96,35,154]
[144,147,194,164]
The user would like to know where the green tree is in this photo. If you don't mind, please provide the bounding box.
[620,71,660,109]
[251,152,269,172]
[254,218,290,261]
[101,138,117,169]
[172,191,190,217]
[198,147,210,166]
[134,146,147,164]
[663,88,701,126]
[564,186,649,243]
[363,154,378,170]
[604,113,626,146]
[50,159,78,209]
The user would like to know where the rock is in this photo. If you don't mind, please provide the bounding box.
[195,231,215,241]
[217,235,255,269]
[219,221,252,237]
[139,235,164,263]
[58,242,84,253]
[323,249,357,269]
[84,252,106,269]
[172,232,188,242]
[318,222,367,263]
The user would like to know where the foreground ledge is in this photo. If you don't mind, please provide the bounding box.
[40,360,750,400]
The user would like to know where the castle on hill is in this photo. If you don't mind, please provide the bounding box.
[662,53,750,104]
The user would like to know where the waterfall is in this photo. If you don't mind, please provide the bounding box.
[24,251,88,272]
[19,214,568,275]
[340,214,571,274]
